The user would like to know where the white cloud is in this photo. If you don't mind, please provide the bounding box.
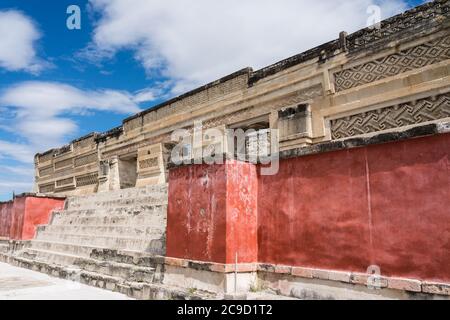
[0,82,142,115]
[0,165,34,177]
[0,80,161,197]
[87,0,409,93]
[0,81,153,148]
[0,164,34,196]
[0,80,164,198]
[0,140,35,163]
[0,180,33,197]
[0,81,166,167]
[0,10,47,74]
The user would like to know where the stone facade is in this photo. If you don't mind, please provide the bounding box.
[3,2,449,300]
[34,0,450,196]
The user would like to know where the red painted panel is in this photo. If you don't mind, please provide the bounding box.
[9,197,26,240]
[5,196,65,240]
[258,133,450,282]
[258,148,372,272]
[167,163,228,263]
[22,197,65,240]
[166,160,259,264]
[368,134,450,282]
[226,160,258,264]
[0,202,13,238]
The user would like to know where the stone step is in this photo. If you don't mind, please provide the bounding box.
[0,243,9,253]
[88,248,163,267]
[51,211,166,227]
[75,258,156,283]
[66,185,168,209]
[19,247,83,266]
[10,255,218,300]
[79,270,218,300]
[35,232,164,251]
[39,225,165,238]
[30,233,165,254]
[66,196,168,211]
[52,204,167,220]
[17,248,156,282]
[28,240,98,257]
[67,184,168,203]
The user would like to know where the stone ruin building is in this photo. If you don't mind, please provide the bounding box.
[1,0,449,300]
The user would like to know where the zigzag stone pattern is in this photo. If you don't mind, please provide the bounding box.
[330,93,450,139]
[334,35,450,92]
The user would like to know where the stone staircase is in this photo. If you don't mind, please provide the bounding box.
[20,184,167,257]
[5,184,215,299]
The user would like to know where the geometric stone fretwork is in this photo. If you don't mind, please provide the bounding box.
[39,183,55,193]
[39,166,54,177]
[56,177,74,187]
[139,158,159,170]
[75,173,98,187]
[74,153,98,168]
[330,93,450,139]
[54,158,73,170]
[334,35,450,92]
[203,85,323,130]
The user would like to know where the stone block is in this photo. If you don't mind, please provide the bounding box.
[350,273,388,288]
[388,278,421,292]
[311,269,330,280]
[422,282,450,296]
[328,271,351,283]
[291,267,313,279]
[274,265,292,274]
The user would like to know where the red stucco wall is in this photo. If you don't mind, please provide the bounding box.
[9,197,27,240]
[167,163,228,263]
[226,160,258,264]
[167,160,258,264]
[258,134,450,283]
[0,196,64,240]
[167,133,450,283]
[258,147,371,272]
[0,201,13,238]
[21,197,65,240]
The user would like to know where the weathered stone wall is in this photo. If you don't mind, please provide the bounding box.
[35,133,99,196]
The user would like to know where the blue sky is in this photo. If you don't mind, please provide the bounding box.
[0,0,426,200]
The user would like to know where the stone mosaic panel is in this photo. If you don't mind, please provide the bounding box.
[335,35,450,92]
[39,166,54,177]
[56,177,74,187]
[331,93,450,139]
[54,158,73,170]
[39,183,55,193]
[139,158,159,170]
[76,173,98,187]
[74,153,98,168]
